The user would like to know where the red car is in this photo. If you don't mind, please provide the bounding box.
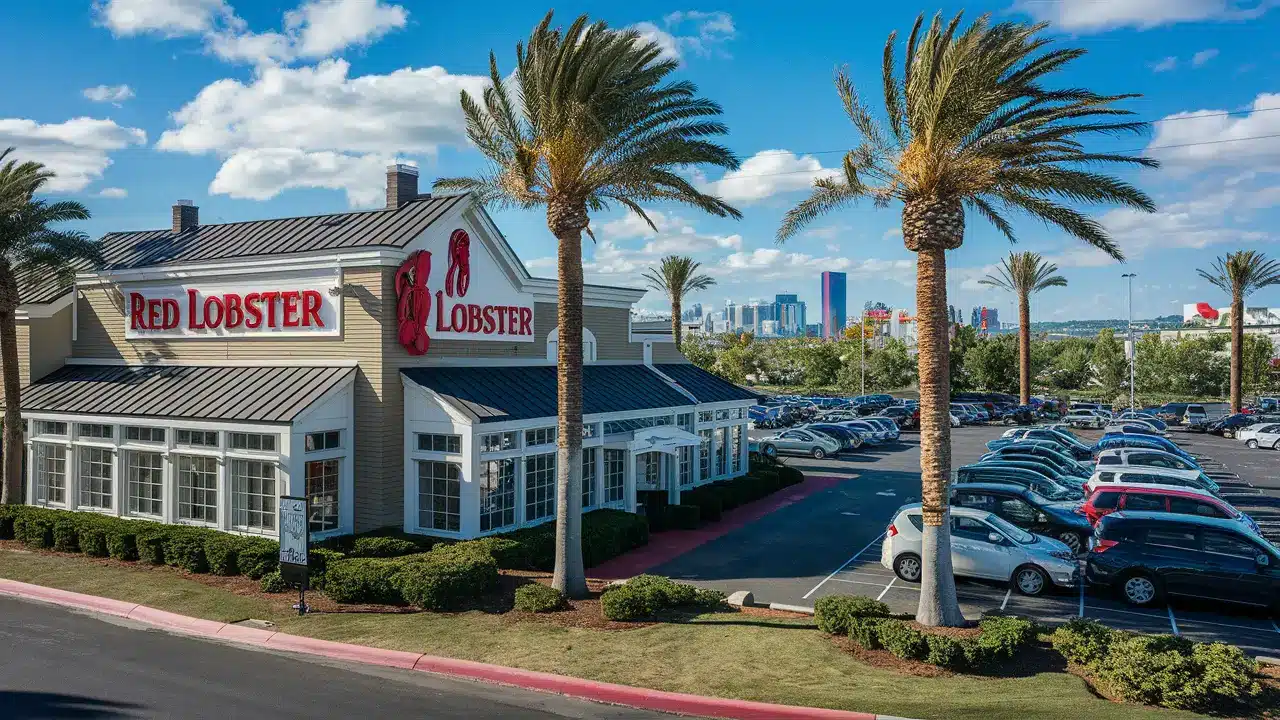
[1080,483,1252,529]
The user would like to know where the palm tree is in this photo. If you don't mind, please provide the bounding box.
[0,149,100,504]
[436,12,741,597]
[643,255,716,353]
[978,252,1066,405]
[776,12,1156,626]
[1197,251,1280,413]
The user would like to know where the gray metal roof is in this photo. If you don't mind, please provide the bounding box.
[21,365,354,423]
[19,193,467,305]
[402,364,695,423]
[653,364,760,404]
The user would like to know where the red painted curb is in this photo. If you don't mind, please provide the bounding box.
[590,475,846,580]
[0,577,890,720]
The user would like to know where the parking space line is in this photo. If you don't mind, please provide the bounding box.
[1175,615,1280,634]
[1000,588,1011,611]
[1084,604,1167,621]
[803,533,885,600]
[1167,606,1179,635]
[876,578,897,601]
[1273,619,1280,634]
[829,578,901,589]
[1078,577,1085,617]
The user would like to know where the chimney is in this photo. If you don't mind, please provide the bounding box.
[386,164,420,209]
[172,200,198,233]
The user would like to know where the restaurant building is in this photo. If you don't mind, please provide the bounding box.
[15,166,756,541]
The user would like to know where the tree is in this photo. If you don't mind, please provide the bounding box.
[868,338,916,390]
[1242,333,1274,397]
[643,255,715,353]
[965,336,1019,394]
[978,252,1066,404]
[1092,329,1127,401]
[1048,342,1092,391]
[775,12,1155,626]
[436,12,741,597]
[949,324,978,392]
[1197,251,1280,412]
[682,333,716,371]
[0,149,100,504]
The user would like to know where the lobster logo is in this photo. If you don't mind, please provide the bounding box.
[395,250,432,355]
[445,229,471,298]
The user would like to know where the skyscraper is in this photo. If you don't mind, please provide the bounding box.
[821,271,847,339]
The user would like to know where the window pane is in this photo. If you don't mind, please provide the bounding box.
[604,449,626,505]
[699,429,711,480]
[127,451,164,517]
[1124,494,1166,512]
[731,425,743,473]
[416,433,461,454]
[679,446,692,487]
[176,455,218,523]
[306,458,341,532]
[1146,529,1198,550]
[231,459,277,532]
[479,458,516,532]
[524,453,556,521]
[77,424,113,439]
[581,448,597,508]
[78,447,114,509]
[34,444,67,505]
[1203,531,1258,557]
[418,460,461,531]
[715,427,728,476]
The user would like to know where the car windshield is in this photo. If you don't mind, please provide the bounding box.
[985,514,1037,544]
[1034,481,1075,501]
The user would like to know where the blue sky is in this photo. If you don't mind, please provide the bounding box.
[3,1,1279,322]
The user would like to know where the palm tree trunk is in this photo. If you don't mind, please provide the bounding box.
[548,201,588,599]
[1231,293,1244,413]
[1018,293,1031,406]
[913,245,965,627]
[0,268,22,504]
[671,298,682,353]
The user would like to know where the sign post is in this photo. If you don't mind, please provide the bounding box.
[278,496,309,615]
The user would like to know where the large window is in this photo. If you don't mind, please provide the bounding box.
[639,452,661,487]
[305,431,342,453]
[33,444,67,506]
[176,455,218,524]
[731,425,743,473]
[524,453,556,521]
[127,451,164,517]
[418,460,461,532]
[715,428,728,477]
[699,429,711,479]
[603,416,673,436]
[604,449,625,505]
[229,432,276,453]
[34,421,68,437]
[77,423,113,440]
[231,459,276,532]
[679,446,692,486]
[125,426,165,444]
[78,447,114,510]
[525,427,557,447]
[479,431,517,453]
[306,458,341,532]
[582,448,597,508]
[416,433,461,453]
[479,458,516,532]
[176,429,219,448]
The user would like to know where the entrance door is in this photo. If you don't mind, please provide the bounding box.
[636,452,662,490]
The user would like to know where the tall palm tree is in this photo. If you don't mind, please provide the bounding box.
[436,12,741,597]
[1197,250,1280,413]
[0,149,100,504]
[978,252,1066,405]
[776,12,1156,626]
[643,255,716,353]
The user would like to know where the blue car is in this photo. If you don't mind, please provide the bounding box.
[1094,434,1198,465]
[805,423,863,452]
[987,428,1092,461]
[981,443,1094,479]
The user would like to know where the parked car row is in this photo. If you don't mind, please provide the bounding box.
[755,415,904,459]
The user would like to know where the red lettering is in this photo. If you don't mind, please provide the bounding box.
[144,299,161,329]
[129,293,146,329]
[244,293,262,328]
[435,291,448,331]
[260,291,280,327]
[223,294,244,329]
[519,307,532,336]
[202,295,224,328]
[162,299,180,329]
[301,290,324,327]
[482,306,496,334]
[466,304,482,333]
[451,304,467,332]
[187,289,206,329]
[282,291,301,327]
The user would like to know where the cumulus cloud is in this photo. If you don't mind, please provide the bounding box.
[94,0,231,36]
[718,249,915,285]
[1145,93,1280,173]
[208,149,400,205]
[0,117,146,192]
[630,10,735,62]
[700,150,839,204]
[1192,48,1219,66]
[83,84,136,105]
[97,187,128,198]
[1012,0,1273,33]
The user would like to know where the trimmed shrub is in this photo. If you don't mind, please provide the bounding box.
[80,527,109,557]
[600,575,718,621]
[1093,634,1261,712]
[237,539,280,579]
[0,505,17,539]
[777,465,804,486]
[977,615,1038,662]
[664,504,701,530]
[106,523,140,561]
[308,547,346,590]
[348,536,420,558]
[692,587,726,609]
[513,583,566,613]
[52,519,80,553]
[600,584,649,621]
[203,536,242,576]
[682,489,723,522]
[495,509,648,571]
[925,634,966,669]
[323,557,406,604]
[134,526,167,565]
[629,574,696,608]
[163,531,210,573]
[398,546,499,611]
[15,513,54,549]
[260,570,288,593]
[847,617,885,650]
[815,595,891,635]
[463,537,528,570]
[1051,618,1115,666]
[877,620,928,661]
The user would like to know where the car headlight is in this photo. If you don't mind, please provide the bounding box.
[1050,550,1075,561]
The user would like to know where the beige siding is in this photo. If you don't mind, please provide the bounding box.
[650,343,688,364]
[1,321,31,405]
[28,304,72,382]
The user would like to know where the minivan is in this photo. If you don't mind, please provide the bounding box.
[1183,404,1207,426]
[1080,482,1261,534]
[1085,467,1220,495]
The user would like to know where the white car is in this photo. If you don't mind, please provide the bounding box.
[950,413,961,427]
[1102,418,1166,436]
[881,504,1079,597]
[1064,412,1106,429]
[1236,422,1280,449]
[1183,404,1207,425]
[1085,466,1220,495]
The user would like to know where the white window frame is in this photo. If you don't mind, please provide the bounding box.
[78,445,114,511]
[125,449,165,518]
[305,456,342,533]
[416,433,462,454]
[417,459,462,533]
[523,452,556,523]
[33,442,68,507]
[229,457,279,534]
[174,453,219,526]
[176,429,220,449]
[547,326,598,363]
[124,426,167,445]
[479,456,517,533]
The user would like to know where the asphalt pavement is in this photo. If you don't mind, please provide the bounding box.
[0,597,667,720]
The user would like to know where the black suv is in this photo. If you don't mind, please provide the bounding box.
[1085,512,1280,611]
[876,405,917,430]
[950,482,1093,554]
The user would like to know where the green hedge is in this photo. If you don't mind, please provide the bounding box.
[486,509,649,571]
[663,504,701,530]
[513,583,566,613]
[259,570,288,593]
[600,575,725,621]
[347,536,421,558]
[814,595,890,635]
[322,545,500,610]
[681,464,804,517]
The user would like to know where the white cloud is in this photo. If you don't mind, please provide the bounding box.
[97,187,128,198]
[1192,48,1219,66]
[630,10,735,62]
[802,224,850,240]
[701,150,838,204]
[208,148,399,205]
[1151,56,1178,73]
[1145,93,1280,173]
[157,59,489,205]
[83,84,136,105]
[1013,0,1272,33]
[0,117,146,192]
[717,249,915,285]
[94,0,231,36]
[882,227,903,241]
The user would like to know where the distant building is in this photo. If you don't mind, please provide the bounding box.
[681,302,703,321]
[804,323,822,337]
[821,271,847,339]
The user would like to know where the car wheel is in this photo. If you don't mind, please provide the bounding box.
[1013,565,1049,596]
[893,553,923,583]
[1246,439,1259,449]
[811,447,826,459]
[1118,571,1162,607]
[1057,531,1084,555]
[761,443,778,459]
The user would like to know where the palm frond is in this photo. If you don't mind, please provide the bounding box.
[1198,250,1280,299]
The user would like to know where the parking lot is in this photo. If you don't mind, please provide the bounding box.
[652,424,1280,658]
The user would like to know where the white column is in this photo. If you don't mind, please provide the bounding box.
[460,431,480,538]
[218,456,231,531]
[66,444,79,511]
[624,451,637,514]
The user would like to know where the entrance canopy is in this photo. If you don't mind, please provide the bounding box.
[627,426,700,456]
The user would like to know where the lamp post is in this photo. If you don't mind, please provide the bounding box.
[1122,273,1137,412]
[861,311,866,397]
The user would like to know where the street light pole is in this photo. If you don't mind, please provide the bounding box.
[1122,273,1137,412]
[861,311,866,397]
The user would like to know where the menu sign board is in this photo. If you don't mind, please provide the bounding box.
[278,496,309,588]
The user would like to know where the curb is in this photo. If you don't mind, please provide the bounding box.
[0,578,894,720]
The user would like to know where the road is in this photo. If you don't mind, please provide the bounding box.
[0,597,667,720]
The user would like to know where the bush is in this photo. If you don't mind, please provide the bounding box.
[495,509,649,571]
[308,547,346,590]
[203,536,242,576]
[977,615,1038,662]
[163,531,210,573]
[106,523,139,561]
[664,504,701,530]
[80,527,109,557]
[348,536,421,558]
[692,587,726,609]
[682,489,723,522]
[926,634,967,669]
[1051,618,1116,666]
[260,570,288,593]
[398,546,499,611]
[237,539,280,579]
[0,506,17,539]
[15,513,54,549]
[52,519,80,553]
[600,585,650,621]
[513,583,566,613]
[600,575,713,621]
[629,574,696,607]
[1094,634,1260,712]
[323,557,405,604]
[450,537,528,570]
[814,595,890,635]
[877,620,927,661]
[777,465,804,486]
[134,526,167,565]
[847,617,885,650]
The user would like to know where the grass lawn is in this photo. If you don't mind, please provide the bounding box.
[0,548,1205,720]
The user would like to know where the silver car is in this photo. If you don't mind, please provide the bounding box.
[757,428,841,459]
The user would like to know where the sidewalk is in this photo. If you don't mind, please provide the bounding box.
[0,577,906,720]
